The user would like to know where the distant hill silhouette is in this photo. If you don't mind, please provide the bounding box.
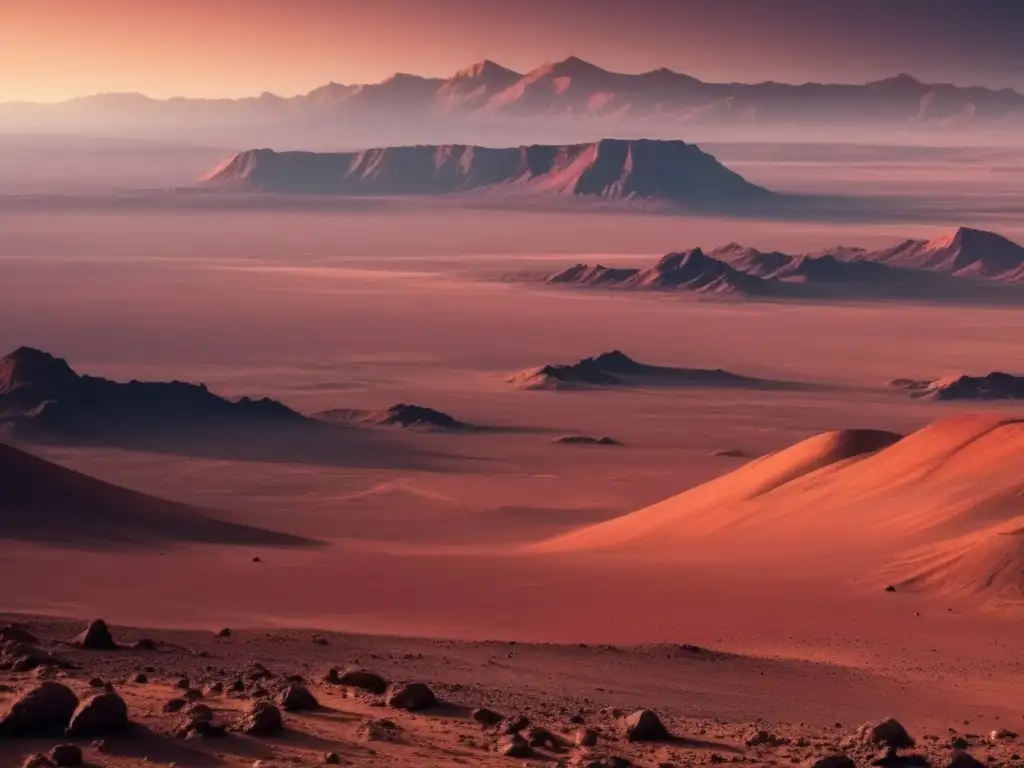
[538,227,1024,301]
[890,372,1024,400]
[509,350,777,391]
[318,403,472,431]
[0,347,301,438]
[0,441,319,548]
[3,57,1023,146]
[200,139,772,206]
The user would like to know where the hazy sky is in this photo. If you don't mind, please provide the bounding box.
[3,0,1024,102]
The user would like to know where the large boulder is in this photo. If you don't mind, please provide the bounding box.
[0,682,79,736]
[858,718,915,750]
[276,684,319,712]
[48,744,83,767]
[330,667,388,695]
[73,620,118,651]
[65,692,130,737]
[233,701,283,737]
[947,752,985,768]
[812,757,856,768]
[623,709,669,742]
[385,682,438,711]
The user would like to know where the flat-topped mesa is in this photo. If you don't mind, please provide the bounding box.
[200,138,772,205]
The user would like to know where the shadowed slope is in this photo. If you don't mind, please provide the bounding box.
[0,442,320,549]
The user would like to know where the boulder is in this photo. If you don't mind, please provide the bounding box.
[499,732,533,758]
[21,755,53,768]
[0,625,39,646]
[0,682,79,736]
[623,709,669,742]
[233,701,283,737]
[73,620,118,650]
[525,725,565,750]
[163,698,187,713]
[472,707,504,726]
[48,744,83,767]
[499,714,530,734]
[811,757,856,768]
[65,691,130,737]
[276,684,319,712]
[385,682,438,711]
[947,752,985,768]
[859,719,916,750]
[574,727,599,747]
[334,667,388,695]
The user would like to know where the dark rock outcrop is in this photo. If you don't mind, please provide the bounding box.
[74,619,118,650]
[385,682,438,711]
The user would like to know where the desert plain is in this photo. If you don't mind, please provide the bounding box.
[3,142,1024,767]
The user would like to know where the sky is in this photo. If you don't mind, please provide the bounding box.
[3,0,1024,102]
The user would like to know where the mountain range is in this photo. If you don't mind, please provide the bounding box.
[200,138,771,206]
[541,227,1024,300]
[5,57,1023,146]
[0,347,301,438]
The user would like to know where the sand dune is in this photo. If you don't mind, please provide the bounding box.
[536,415,1024,584]
[0,441,318,549]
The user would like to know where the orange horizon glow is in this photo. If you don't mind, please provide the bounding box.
[2,0,1022,102]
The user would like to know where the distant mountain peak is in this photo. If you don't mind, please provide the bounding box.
[452,59,521,81]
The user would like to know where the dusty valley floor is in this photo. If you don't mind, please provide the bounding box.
[3,153,1024,766]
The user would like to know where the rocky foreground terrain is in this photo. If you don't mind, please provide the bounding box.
[0,616,1017,768]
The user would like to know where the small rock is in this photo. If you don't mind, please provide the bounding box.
[252,556,262,563]
[499,714,530,734]
[746,729,789,747]
[991,729,1017,741]
[357,717,402,742]
[325,753,341,765]
[48,744,83,767]
[385,682,437,711]
[0,682,79,736]
[65,691,130,737]
[623,709,669,742]
[88,678,106,689]
[233,701,283,737]
[885,585,897,593]
[73,620,118,650]
[951,737,970,749]
[277,684,319,712]
[472,707,504,726]
[132,638,156,650]
[175,678,190,689]
[217,628,232,637]
[164,698,187,713]
[21,754,53,768]
[133,673,148,684]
